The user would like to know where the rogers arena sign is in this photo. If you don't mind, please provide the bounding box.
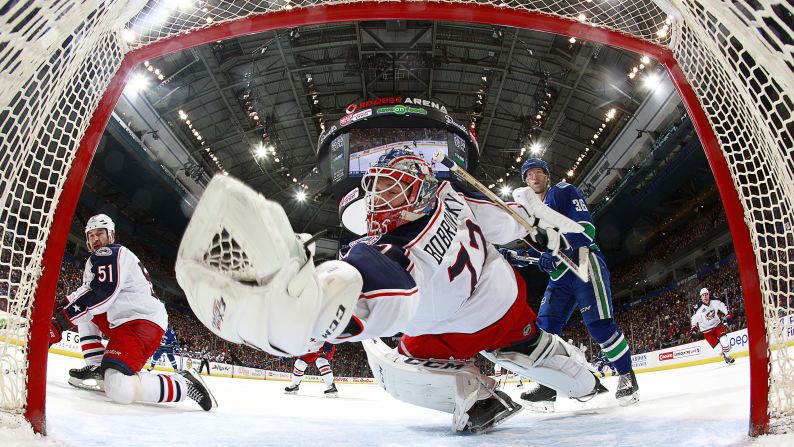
[346,97,449,115]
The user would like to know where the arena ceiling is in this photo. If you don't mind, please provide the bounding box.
[127,20,661,237]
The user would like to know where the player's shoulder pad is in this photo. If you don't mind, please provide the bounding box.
[89,244,121,265]
[344,234,382,249]
[555,181,585,199]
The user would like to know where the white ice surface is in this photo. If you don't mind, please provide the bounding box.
[3,352,792,446]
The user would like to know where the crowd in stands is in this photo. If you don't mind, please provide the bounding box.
[610,201,728,289]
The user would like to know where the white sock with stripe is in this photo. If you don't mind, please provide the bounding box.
[138,372,187,403]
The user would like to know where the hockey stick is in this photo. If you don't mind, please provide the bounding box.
[432,150,589,282]
[513,253,539,265]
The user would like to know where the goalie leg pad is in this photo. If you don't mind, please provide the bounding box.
[482,330,596,398]
[363,338,512,433]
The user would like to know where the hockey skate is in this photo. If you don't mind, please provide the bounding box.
[521,375,608,412]
[179,369,217,411]
[324,383,338,398]
[68,365,104,392]
[465,390,523,434]
[520,383,557,412]
[723,354,736,365]
[615,370,639,406]
[284,384,300,394]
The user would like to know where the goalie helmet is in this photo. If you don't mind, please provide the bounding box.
[84,213,115,250]
[361,147,439,236]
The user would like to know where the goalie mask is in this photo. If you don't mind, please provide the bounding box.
[85,213,115,252]
[361,148,439,236]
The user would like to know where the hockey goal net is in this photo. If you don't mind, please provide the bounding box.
[1,0,791,436]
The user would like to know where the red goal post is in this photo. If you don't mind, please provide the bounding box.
[0,0,791,437]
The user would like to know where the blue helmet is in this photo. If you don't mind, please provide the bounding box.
[520,158,550,180]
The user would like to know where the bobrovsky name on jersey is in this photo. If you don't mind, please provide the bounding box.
[345,97,449,115]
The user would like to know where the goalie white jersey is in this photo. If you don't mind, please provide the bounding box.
[338,181,532,340]
[63,244,168,330]
[691,299,729,332]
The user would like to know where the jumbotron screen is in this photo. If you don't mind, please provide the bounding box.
[347,127,451,176]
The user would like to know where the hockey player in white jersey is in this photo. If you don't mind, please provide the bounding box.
[177,147,606,434]
[48,214,217,410]
[284,338,338,397]
[691,287,735,364]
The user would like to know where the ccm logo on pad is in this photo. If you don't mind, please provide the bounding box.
[320,304,347,339]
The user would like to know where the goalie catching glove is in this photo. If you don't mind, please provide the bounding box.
[175,175,362,357]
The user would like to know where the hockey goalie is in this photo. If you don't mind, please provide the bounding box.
[176,147,607,433]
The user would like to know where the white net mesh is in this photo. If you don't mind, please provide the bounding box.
[669,0,794,433]
[0,0,791,434]
[202,228,259,282]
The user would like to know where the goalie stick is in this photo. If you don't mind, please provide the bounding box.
[432,150,589,282]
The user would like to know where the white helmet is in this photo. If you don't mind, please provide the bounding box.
[699,287,709,296]
[85,214,115,250]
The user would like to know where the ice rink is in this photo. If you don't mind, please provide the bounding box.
[3,352,792,446]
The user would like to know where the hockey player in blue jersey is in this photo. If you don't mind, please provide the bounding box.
[147,325,180,372]
[502,158,638,410]
[593,350,612,378]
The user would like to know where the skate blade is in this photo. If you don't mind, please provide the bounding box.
[324,392,339,398]
[525,401,555,413]
[68,377,104,392]
[617,392,640,407]
[284,390,298,395]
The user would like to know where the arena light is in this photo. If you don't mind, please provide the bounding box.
[121,28,136,43]
[644,72,662,91]
[500,185,512,196]
[295,190,306,202]
[126,72,149,94]
[254,144,267,159]
[530,143,542,155]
